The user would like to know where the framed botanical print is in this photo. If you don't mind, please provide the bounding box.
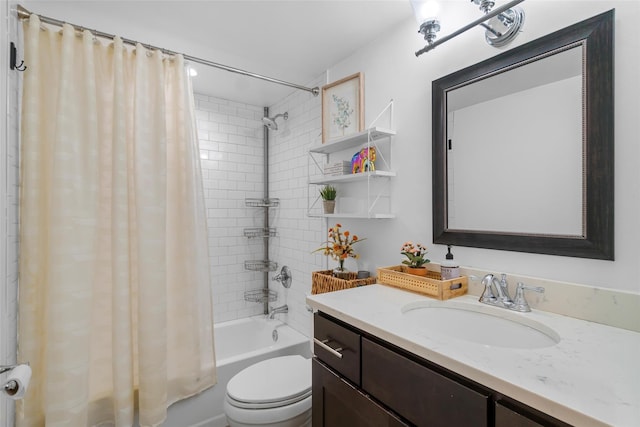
[321,72,364,144]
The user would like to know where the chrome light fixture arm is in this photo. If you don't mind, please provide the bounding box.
[415,0,525,56]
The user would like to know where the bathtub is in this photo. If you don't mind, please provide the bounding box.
[162,315,311,427]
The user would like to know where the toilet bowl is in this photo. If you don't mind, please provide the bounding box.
[224,355,312,427]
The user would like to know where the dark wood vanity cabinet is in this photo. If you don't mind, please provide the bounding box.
[313,359,409,427]
[495,401,545,427]
[312,313,407,426]
[362,338,490,426]
[313,312,571,427]
[494,399,572,427]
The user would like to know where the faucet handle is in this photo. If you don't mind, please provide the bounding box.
[272,265,292,288]
[511,282,545,312]
[479,274,497,303]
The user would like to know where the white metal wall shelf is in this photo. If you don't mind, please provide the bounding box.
[314,212,396,219]
[308,127,396,154]
[307,100,396,219]
[309,170,396,185]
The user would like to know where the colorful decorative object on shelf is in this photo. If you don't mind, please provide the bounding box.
[314,223,366,275]
[351,146,376,174]
[401,241,430,275]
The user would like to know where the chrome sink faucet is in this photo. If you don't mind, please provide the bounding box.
[268,304,288,319]
[480,273,513,308]
[480,273,544,312]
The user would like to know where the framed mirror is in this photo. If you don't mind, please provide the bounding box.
[432,10,614,260]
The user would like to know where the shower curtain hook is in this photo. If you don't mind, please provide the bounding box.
[9,42,27,71]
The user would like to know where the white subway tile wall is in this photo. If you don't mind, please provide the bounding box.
[194,75,326,335]
[195,95,271,323]
[266,74,326,337]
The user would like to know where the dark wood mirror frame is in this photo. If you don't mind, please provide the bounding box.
[432,9,614,260]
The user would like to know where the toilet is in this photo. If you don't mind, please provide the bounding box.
[224,355,312,427]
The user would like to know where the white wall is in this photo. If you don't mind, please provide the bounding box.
[321,0,639,294]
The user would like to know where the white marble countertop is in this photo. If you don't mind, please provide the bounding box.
[306,284,640,427]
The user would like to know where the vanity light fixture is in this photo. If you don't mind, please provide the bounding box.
[412,0,525,56]
[410,0,441,45]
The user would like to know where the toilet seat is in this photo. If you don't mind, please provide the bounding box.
[226,355,311,410]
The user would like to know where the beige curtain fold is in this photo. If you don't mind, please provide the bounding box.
[18,15,216,427]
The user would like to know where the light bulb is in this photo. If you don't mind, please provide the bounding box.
[410,0,441,25]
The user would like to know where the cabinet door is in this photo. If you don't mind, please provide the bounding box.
[362,338,490,427]
[495,401,572,427]
[313,358,408,427]
[495,402,544,427]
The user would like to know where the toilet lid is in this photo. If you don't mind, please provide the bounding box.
[226,355,311,407]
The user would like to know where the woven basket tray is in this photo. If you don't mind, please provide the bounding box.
[311,270,377,295]
[377,265,467,300]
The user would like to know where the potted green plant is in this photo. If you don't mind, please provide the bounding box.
[400,241,430,276]
[319,185,337,214]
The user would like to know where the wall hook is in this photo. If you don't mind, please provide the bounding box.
[10,42,27,71]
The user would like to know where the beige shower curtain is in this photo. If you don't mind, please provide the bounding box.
[18,16,216,426]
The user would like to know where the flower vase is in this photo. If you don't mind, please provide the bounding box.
[333,269,351,279]
[333,260,351,279]
[406,266,428,276]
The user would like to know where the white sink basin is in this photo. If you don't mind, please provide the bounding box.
[401,300,561,349]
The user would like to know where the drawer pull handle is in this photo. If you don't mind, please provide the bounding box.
[313,338,344,359]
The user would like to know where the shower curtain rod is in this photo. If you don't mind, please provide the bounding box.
[16,5,320,97]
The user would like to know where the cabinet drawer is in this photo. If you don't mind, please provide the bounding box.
[362,338,490,427]
[495,401,544,427]
[495,400,572,427]
[314,313,361,385]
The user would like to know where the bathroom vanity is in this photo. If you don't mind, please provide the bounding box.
[313,312,566,427]
[307,285,640,427]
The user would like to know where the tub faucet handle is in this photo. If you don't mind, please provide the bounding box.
[272,266,292,288]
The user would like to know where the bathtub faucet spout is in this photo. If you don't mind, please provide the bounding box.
[268,304,288,319]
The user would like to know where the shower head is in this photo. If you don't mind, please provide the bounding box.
[262,112,288,130]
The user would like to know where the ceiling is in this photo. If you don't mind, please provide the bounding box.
[21,0,415,106]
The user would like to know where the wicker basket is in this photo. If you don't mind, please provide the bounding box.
[377,265,468,300]
[311,270,377,294]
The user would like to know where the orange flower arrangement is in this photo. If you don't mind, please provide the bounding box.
[314,223,366,271]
